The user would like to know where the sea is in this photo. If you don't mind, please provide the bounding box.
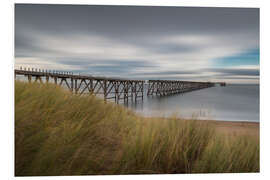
[124,84,260,122]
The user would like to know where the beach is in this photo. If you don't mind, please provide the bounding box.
[209,120,259,136]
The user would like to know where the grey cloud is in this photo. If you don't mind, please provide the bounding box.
[15,5,259,60]
[15,30,65,57]
[131,70,200,76]
[147,43,199,54]
[222,76,259,80]
[213,76,259,82]
[139,75,212,81]
[15,4,259,57]
[53,58,159,76]
[15,4,259,37]
[207,68,260,76]
[57,58,157,68]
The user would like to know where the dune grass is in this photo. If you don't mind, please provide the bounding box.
[15,81,259,176]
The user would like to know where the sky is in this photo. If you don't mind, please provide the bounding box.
[15,4,259,84]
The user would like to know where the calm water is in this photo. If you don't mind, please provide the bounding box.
[125,84,259,122]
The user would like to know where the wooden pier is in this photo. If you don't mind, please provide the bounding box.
[147,80,215,96]
[15,68,144,103]
[15,68,221,103]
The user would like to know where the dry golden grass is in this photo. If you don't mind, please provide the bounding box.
[15,81,259,176]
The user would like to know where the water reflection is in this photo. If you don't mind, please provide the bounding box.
[123,84,259,122]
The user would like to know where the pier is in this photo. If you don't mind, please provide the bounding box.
[15,68,144,103]
[147,80,215,96]
[14,68,224,103]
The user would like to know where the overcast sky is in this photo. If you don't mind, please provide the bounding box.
[15,4,259,84]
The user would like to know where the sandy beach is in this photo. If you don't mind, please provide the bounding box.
[208,120,259,137]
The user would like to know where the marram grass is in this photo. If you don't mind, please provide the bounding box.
[15,81,259,176]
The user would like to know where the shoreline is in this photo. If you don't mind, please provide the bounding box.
[178,119,259,136]
[144,115,259,136]
[142,115,259,136]
[129,108,259,124]
[206,120,259,136]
